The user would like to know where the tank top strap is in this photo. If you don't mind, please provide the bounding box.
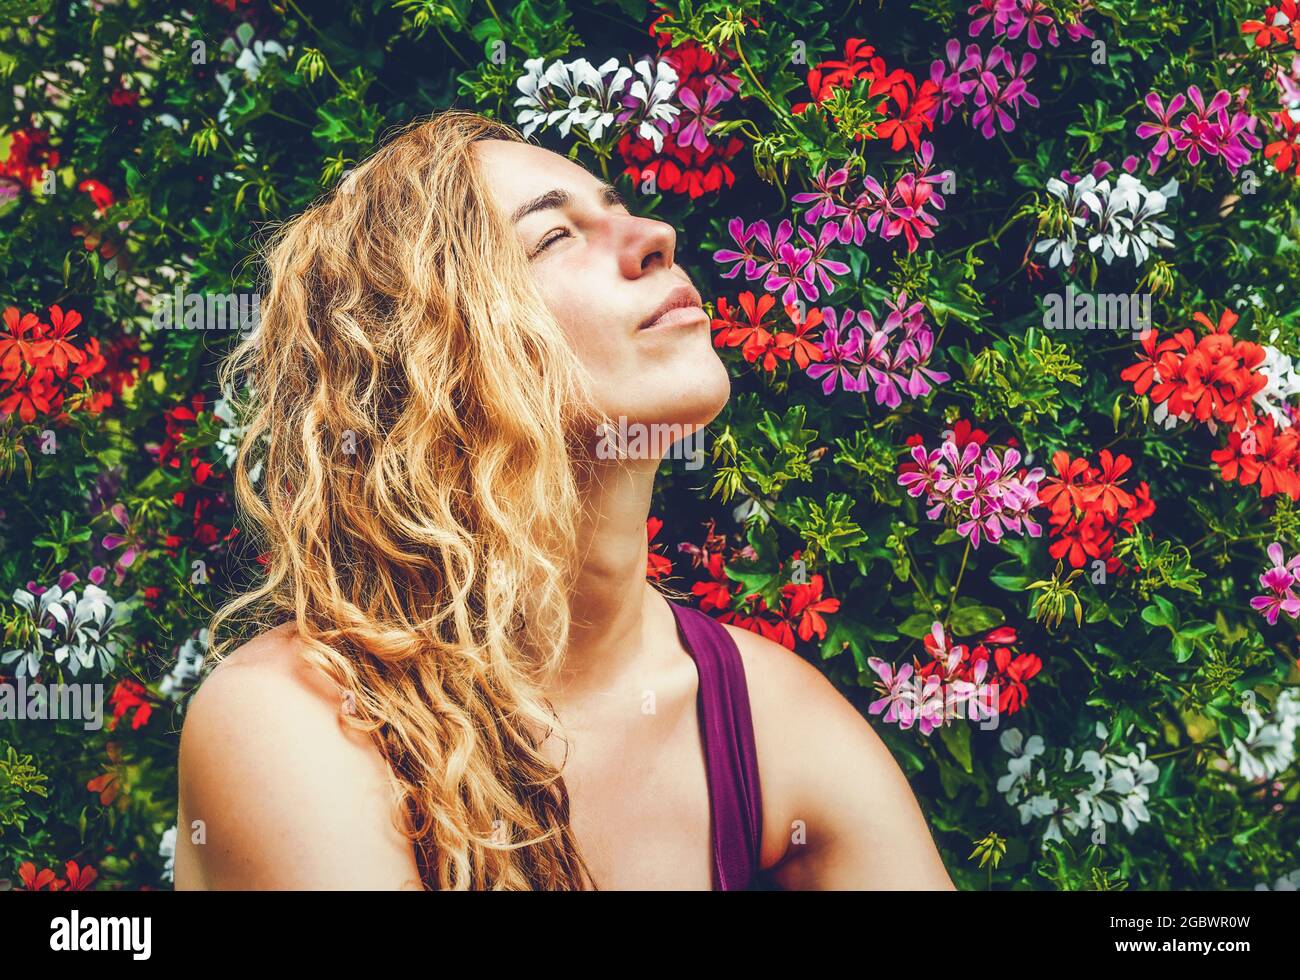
[667,598,764,890]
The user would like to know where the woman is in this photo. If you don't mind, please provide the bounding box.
[174,110,955,890]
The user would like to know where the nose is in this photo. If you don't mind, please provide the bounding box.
[618,213,677,279]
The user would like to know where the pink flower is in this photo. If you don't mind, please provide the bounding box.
[867,657,917,727]
[1252,543,1300,625]
[806,310,866,394]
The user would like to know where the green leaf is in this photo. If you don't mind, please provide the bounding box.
[948,604,1004,636]
[939,720,973,774]
[898,612,939,639]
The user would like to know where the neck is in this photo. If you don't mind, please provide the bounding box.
[552,455,661,700]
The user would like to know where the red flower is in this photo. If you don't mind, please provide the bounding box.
[949,419,988,448]
[108,679,154,731]
[984,626,1018,645]
[711,291,776,350]
[1038,450,1092,521]
[78,178,115,212]
[1121,328,1178,396]
[1040,450,1155,570]
[1241,2,1300,48]
[773,303,826,369]
[86,771,118,806]
[0,306,42,379]
[993,648,1042,714]
[17,862,63,891]
[793,39,937,151]
[690,552,733,611]
[0,127,60,189]
[33,305,85,374]
[646,516,673,580]
[1265,111,1300,173]
[618,21,745,200]
[781,573,841,642]
[62,860,99,891]
[1081,449,1136,521]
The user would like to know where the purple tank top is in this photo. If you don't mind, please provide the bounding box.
[667,599,764,890]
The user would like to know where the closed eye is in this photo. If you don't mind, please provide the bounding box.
[532,228,571,257]
[526,183,625,258]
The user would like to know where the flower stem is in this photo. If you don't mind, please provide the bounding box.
[944,538,972,626]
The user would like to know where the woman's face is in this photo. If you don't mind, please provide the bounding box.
[473,138,730,435]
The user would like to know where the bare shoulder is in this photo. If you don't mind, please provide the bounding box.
[175,623,422,889]
[721,623,955,889]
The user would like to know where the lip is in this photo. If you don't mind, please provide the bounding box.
[638,282,707,332]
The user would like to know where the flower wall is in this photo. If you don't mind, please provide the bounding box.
[1,0,1298,890]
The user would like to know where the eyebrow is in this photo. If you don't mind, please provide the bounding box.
[510,181,626,224]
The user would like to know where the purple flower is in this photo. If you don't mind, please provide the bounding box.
[1135,91,1187,175]
[866,656,918,728]
[1252,543,1300,625]
[806,310,866,395]
[897,434,1044,549]
[676,82,729,152]
[792,165,849,226]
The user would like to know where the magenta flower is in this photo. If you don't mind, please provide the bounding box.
[713,217,790,287]
[806,309,866,395]
[102,502,142,584]
[764,234,815,306]
[855,174,901,240]
[885,173,940,251]
[967,0,1010,38]
[897,433,1045,549]
[1251,543,1300,625]
[898,443,947,501]
[866,657,918,728]
[676,82,729,152]
[792,165,849,225]
[970,63,1027,137]
[930,38,977,123]
[797,222,850,298]
[1135,91,1187,175]
[1176,85,1233,166]
[713,217,759,279]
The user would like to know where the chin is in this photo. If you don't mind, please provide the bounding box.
[656,349,732,429]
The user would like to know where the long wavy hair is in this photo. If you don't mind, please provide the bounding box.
[208,110,609,889]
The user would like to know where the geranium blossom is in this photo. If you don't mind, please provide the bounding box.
[1251,542,1300,624]
[897,425,1044,548]
[1134,84,1262,176]
[1038,449,1155,571]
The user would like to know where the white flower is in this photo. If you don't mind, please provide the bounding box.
[161,629,209,702]
[220,23,286,83]
[4,581,128,679]
[1044,171,1179,268]
[1227,688,1300,781]
[1081,178,1136,264]
[2,586,73,678]
[625,57,680,152]
[514,54,680,148]
[1001,720,1163,844]
[159,825,177,884]
[213,384,263,483]
[1254,345,1300,429]
[997,728,1046,803]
